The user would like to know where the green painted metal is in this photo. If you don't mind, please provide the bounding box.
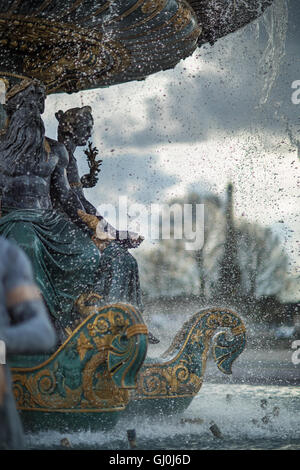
[109,333,148,390]
[10,306,246,431]
[0,208,101,329]
[19,409,120,434]
[128,308,246,416]
[10,303,148,432]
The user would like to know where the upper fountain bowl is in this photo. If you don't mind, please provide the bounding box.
[0,1,275,95]
[0,0,201,94]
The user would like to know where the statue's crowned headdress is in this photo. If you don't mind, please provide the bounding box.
[55,106,93,127]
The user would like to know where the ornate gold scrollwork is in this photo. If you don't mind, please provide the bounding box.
[135,359,202,398]
[82,351,129,408]
[77,332,93,361]
[171,4,192,32]
[132,308,246,401]
[126,324,148,338]
[12,304,143,412]
[141,0,166,15]
[75,292,103,317]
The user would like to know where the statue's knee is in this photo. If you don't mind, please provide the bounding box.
[9,223,38,254]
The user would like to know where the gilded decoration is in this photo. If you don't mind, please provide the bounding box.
[0,15,130,93]
[171,4,192,32]
[0,0,200,94]
[132,308,246,400]
[141,0,167,15]
[11,303,148,412]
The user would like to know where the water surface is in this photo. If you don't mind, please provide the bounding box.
[25,383,300,450]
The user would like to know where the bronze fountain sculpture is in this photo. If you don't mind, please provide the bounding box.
[0,0,276,433]
[0,76,246,432]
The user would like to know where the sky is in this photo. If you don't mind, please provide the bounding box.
[43,0,300,301]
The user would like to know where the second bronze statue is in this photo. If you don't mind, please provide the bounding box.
[55,104,159,344]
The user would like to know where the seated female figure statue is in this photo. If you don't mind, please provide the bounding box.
[54,105,140,245]
[55,106,159,343]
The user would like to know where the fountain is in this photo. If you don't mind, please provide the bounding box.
[2,0,297,450]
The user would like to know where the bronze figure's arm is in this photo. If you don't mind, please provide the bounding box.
[50,142,91,232]
[55,107,143,247]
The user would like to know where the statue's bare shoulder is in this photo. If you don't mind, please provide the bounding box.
[45,137,69,169]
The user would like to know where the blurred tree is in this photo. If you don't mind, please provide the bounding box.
[236,222,289,300]
[137,184,291,321]
[136,190,224,298]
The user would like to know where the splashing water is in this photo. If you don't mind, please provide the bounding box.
[256,0,289,105]
[24,312,300,450]
[24,383,300,450]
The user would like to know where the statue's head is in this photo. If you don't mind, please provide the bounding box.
[5,79,46,118]
[55,106,94,147]
[0,79,47,175]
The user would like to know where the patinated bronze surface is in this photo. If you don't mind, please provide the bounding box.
[187,0,274,46]
[0,80,88,223]
[9,305,246,431]
[0,80,102,335]
[0,0,201,94]
[55,105,144,248]
[54,106,100,216]
[10,303,149,432]
[0,80,147,342]
[56,107,102,189]
[0,1,274,94]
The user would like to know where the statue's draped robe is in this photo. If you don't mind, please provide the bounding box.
[0,237,55,450]
[96,241,143,313]
[0,208,100,329]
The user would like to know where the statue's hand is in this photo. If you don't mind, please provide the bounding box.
[130,233,144,247]
[77,211,143,248]
[77,210,98,232]
[77,210,115,244]
[82,142,102,189]
[121,232,144,248]
[0,365,7,406]
[81,173,99,188]
[84,143,99,163]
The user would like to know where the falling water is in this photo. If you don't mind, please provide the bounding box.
[10,0,298,451]
[256,0,289,105]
